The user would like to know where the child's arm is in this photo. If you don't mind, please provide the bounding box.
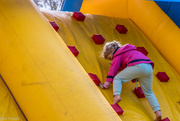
[100,57,121,89]
[106,57,121,82]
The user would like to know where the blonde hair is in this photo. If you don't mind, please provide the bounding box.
[101,40,122,59]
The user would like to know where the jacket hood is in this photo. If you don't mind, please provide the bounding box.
[113,44,136,58]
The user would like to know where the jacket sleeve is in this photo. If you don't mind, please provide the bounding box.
[106,57,121,82]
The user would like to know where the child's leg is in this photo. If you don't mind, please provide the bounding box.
[137,64,161,120]
[113,65,143,104]
[113,78,122,104]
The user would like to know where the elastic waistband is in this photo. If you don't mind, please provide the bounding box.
[128,59,151,64]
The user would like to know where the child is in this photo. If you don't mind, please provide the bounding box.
[99,40,162,121]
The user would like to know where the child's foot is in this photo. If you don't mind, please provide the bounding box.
[112,95,121,105]
[154,110,161,121]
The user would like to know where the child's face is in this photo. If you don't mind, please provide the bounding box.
[107,53,113,60]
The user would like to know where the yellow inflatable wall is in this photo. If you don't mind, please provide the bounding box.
[0,0,180,121]
[0,0,120,121]
[81,0,180,76]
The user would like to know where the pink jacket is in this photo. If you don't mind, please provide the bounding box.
[106,44,154,82]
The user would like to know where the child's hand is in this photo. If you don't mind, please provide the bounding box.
[99,82,111,89]
[103,81,111,89]
[99,82,104,89]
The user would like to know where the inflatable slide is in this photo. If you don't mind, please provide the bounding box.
[0,0,180,121]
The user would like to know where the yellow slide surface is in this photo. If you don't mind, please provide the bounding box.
[0,0,120,121]
[0,0,180,121]
[43,11,180,121]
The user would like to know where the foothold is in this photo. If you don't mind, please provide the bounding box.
[177,101,180,104]
[115,24,128,34]
[72,12,86,21]
[67,46,79,57]
[132,78,138,83]
[136,47,148,56]
[88,73,101,86]
[49,21,59,31]
[92,34,105,44]
[134,87,145,98]
[111,104,124,115]
[160,117,170,121]
[156,72,170,82]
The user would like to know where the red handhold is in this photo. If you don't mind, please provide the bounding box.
[72,12,86,21]
[115,24,128,34]
[92,34,105,44]
[67,46,79,57]
[160,117,170,121]
[134,87,145,98]
[88,73,101,86]
[132,78,138,83]
[111,104,124,115]
[136,47,148,56]
[49,21,59,31]
[156,72,170,82]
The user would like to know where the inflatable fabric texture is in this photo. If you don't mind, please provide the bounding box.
[0,0,180,121]
[42,11,180,121]
[0,0,120,121]
[0,76,26,121]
